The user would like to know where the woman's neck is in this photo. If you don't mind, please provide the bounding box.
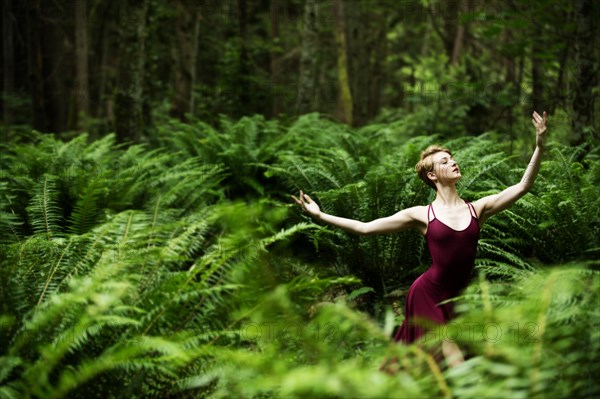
[433,184,462,206]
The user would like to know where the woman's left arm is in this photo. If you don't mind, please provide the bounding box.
[473,111,548,225]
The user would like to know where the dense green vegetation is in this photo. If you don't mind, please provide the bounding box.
[1,113,598,398]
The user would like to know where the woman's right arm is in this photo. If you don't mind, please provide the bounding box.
[291,190,425,236]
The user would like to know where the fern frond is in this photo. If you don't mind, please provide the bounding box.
[36,238,74,306]
[0,182,24,244]
[26,174,63,239]
[67,178,106,235]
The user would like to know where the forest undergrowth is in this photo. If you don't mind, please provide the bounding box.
[1,113,599,398]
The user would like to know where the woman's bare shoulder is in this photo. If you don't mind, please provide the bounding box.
[403,205,429,224]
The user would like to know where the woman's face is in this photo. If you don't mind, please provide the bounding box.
[428,151,461,185]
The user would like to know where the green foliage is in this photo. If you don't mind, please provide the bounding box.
[446,266,600,398]
[196,265,600,399]
[1,113,598,397]
[0,182,23,244]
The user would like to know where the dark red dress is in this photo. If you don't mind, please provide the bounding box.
[393,201,480,344]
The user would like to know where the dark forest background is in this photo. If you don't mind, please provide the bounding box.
[2,0,598,145]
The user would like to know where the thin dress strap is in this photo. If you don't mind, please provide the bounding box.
[466,202,478,219]
[428,203,436,222]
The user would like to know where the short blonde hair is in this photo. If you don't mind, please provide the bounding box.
[415,145,452,191]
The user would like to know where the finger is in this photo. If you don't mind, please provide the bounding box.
[533,110,541,119]
[291,195,300,205]
[533,113,542,123]
[300,190,309,202]
[543,111,547,122]
[303,193,312,203]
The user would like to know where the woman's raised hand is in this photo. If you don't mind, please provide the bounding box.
[532,111,548,148]
[291,190,321,219]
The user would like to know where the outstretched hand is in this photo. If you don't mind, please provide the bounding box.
[532,111,547,148]
[291,190,321,219]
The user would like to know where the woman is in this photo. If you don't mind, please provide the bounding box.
[292,111,548,367]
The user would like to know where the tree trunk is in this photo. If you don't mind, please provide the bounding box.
[571,0,597,147]
[296,0,319,115]
[531,24,544,113]
[237,0,251,117]
[270,0,281,116]
[345,0,369,126]
[369,23,387,119]
[41,3,66,132]
[550,45,569,114]
[27,0,47,131]
[516,54,525,109]
[74,0,89,127]
[504,30,516,154]
[332,0,353,125]
[95,7,113,135]
[442,1,460,61]
[25,0,63,132]
[114,0,147,143]
[3,0,15,131]
[450,1,467,66]
[503,33,516,85]
[170,0,199,121]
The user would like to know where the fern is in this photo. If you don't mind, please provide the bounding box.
[66,178,106,235]
[347,286,375,302]
[0,182,23,244]
[26,174,63,239]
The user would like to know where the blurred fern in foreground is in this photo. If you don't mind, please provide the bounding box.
[193,265,599,399]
